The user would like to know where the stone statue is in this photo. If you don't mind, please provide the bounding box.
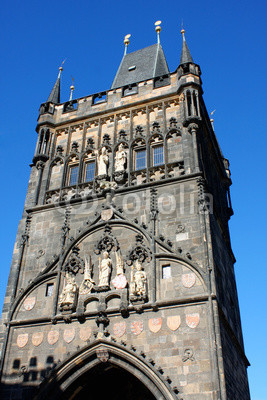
[130,260,147,300]
[115,250,124,275]
[80,255,95,295]
[97,146,109,176]
[98,251,112,288]
[115,143,127,172]
[59,272,78,311]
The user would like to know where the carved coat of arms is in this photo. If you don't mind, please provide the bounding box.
[63,328,75,343]
[148,318,162,333]
[23,297,36,311]
[182,273,196,288]
[79,327,91,342]
[186,313,200,328]
[101,209,113,221]
[32,332,43,347]
[167,315,181,331]
[17,333,28,348]
[96,348,109,362]
[113,321,126,337]
[47,330,59,345]
[131,321,143,335]
[112,274,127,289]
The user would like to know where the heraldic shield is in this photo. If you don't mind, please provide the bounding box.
[167,315,181,331]
[112,274,127,289]
[32,332,44,347]
[23,296,36,311]
[63,328,75,343]
[113,321,126,337]
[182,273,196,288]
[17,333,29,348]
[131,321,144,335]
[148,318,162,333]
[186,313,200,328]
[47,330,59,345]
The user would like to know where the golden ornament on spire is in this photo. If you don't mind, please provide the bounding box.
[124,34,131,55]
[69,77,75,101]
[155,20,162,43]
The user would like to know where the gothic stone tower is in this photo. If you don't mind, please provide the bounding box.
[0,28,250,400]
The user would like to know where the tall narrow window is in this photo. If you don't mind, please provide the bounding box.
[68,165,79,186]
[153,145,164,166]
[85,161,95,182]
[187,92,192,116]
[135,149,146,170]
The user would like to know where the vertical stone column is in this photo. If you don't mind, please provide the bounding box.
[188,123,200,173]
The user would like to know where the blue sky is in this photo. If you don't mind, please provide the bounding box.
[0,0,266,398]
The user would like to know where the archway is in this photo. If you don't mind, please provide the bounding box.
[34,340,179,400]
[64,363,156,400]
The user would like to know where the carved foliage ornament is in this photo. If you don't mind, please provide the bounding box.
[64,246,85,275]
[94,225,119,255]
[126,234,152,265]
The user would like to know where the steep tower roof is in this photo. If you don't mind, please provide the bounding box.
[180,29,193,64]
[46,67,63,104]
[111,43,169,89]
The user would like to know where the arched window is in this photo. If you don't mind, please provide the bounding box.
[68,164,79,186]
[150,134,164,167]
[42,130,50,154]
[132,138,147,171]
[84,160,95,182]
[192,91,199,116]
[37,130,44,154]
[135,148,146,170]
[186,91,192,116]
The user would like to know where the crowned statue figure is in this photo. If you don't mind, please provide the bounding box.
[114,143,127,172]
[130,259,147,300]
[59,272,78,311]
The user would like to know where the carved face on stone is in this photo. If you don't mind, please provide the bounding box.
[103,251,109,259]
[136,260,142,271]
[102,147,107,155]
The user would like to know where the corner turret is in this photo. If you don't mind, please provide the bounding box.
[38,65,63,118]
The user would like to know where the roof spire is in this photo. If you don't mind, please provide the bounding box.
[155,20,162,44]
[180,27,193,65]
[46,61,65,104]
[124,34,131,55]
[69,77,75,101]
[210,109,216,129]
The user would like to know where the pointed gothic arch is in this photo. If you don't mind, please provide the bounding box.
[34,339,180,400]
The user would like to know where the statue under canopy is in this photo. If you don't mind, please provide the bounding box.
[114,143,127,172]
[97,146,109,176]
[98,250,112,289]
[130,259,147,301]
[59,272,78,311]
